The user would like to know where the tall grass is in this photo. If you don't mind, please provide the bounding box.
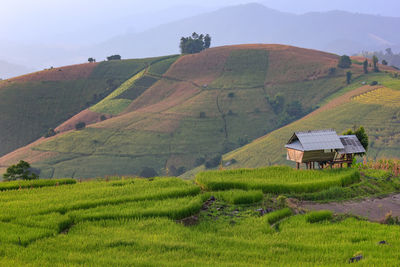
[0,178,76,191]
[196,166,360,194]
[216,189,263,204]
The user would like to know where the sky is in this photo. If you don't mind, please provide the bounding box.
[1,0,399,45]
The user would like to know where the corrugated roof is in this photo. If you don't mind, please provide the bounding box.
[338,135,366,154]
[285,140,303,151]
[287,129,344,151]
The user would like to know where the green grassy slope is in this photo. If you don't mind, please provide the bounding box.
[212,73,400,170]
[1,44,373,178]
[0,57,172,157]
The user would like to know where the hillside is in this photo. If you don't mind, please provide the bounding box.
[185,70,400,175]
[0,44,363,178]
[0,56,172,158]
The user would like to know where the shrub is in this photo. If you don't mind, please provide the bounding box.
[44,128,57,138]
[370,81,378,86]
[265,208,292,225]
[100,115,107,121]
[228,92,235,98]
[306,210,333,223]
[205,155,222,169]
[140,167,158,178]
[338,55,352,68]
[75,122,86,130]
[107,55,121,61]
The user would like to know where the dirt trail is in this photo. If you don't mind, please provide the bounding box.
[301,194,400,222]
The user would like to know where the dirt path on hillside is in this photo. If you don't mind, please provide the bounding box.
[301,194,400,222]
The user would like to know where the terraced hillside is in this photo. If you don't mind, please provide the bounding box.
[1,44,372,178]
[0,56,174,157]
[1,167,400,266]
[196,72,400,173]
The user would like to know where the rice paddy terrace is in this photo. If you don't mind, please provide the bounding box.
[2,44,367,179]
[1,166,400,266]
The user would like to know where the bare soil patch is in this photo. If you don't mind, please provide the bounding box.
[301,194,400,222]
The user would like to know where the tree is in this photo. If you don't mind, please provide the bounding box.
[363,59,369,74]
[180,32,211,54]
[338,55,352,68]
[382,60,388,65]
[88,57,95,63]
[372,55,379,72]
[107,55,121,61]
[3,160,39,181]
[285,101,303,117]
[44,128,57,138]
[346,71,352,84]
[140,167,158,178]
[343,126,369,153]
[204,34,211,49]
[75,122,86,130]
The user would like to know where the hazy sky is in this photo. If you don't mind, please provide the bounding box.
[1,0,399,45]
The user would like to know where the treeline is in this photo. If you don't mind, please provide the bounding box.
[180,32,211,54]
[355,48,400,69]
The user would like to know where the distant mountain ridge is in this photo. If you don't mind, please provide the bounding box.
[89,3,400,59]
[1,2,400,78]
[0,60,34,79]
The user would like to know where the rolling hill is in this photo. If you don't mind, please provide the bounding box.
[0,44,366,178]
[184,70,400,178]
[0,56,173,158]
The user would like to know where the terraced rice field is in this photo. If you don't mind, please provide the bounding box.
[1,169,400,266]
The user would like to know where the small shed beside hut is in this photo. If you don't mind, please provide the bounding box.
[285,129,365,169]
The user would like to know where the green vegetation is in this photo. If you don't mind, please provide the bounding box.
[338,55,352,68]
[0,57,168,157]
[343,126,369,152]
[148,55,180,75]
[1,169,400,266]
[3,45,387,179]
[211,49,269,88]
[180,32,211,54]
[196,166,360,193]
[265,208,293,225]
[215,73,400,173]
[216,189,263,204]
[306,210,333,223]
[0,178,76,191]
[90,69,146,115]
[3,160,38,181]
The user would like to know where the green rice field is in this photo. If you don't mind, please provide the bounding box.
[1,167,400,266]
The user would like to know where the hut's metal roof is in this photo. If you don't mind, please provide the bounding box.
[285,140,303,151]
[338,135,366,154]
[285,129,344,151]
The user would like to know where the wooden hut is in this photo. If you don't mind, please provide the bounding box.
[285,130,365,169]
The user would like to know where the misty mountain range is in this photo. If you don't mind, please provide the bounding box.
[1,2,400,79]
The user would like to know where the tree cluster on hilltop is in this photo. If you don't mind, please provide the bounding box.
[180,32,211,54]
[356,48,400,70]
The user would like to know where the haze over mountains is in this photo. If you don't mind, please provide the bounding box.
[1,2,400,78]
